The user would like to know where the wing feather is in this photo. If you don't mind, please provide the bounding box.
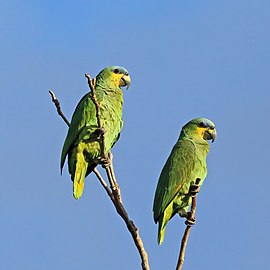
[153,138,196,222]
[60,93,97,171]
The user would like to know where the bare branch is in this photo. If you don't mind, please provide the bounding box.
[176,178,201,270]
[84,73,150,270]
[93,168,114,199]
[49,90,70,127]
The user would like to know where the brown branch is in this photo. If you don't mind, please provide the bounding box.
[176,178,201,270]
[93,168,114,199]
[107,152,121,201]
[49,90,70,127]
[84,73,150,270]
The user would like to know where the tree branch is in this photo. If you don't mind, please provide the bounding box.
[84,73,150,270]
[49,90,70,127]
[176,178,201,270]
[93,168,114,199]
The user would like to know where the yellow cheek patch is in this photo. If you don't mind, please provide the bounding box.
[196,127,207,138]
[110,73,122,87]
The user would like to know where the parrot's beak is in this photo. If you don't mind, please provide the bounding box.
[204,128,217,143]
[120,74,131,90]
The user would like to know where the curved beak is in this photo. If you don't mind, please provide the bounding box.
[120,74,131,90]
[204,128,217,143]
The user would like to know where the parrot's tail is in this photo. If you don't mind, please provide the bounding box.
[73,158,88,200]
[157,216,167,245]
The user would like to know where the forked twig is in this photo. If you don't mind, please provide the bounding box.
[176,178,201,270]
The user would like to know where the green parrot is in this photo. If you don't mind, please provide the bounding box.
[60,66,131,199]
[153,118,216,245]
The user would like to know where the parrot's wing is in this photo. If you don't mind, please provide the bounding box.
[153,139,196,222]
[60,93,96,171]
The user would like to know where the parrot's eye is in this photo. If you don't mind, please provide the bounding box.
[114,68,120,74]
[198,122,207,128]
[210,126,215,130]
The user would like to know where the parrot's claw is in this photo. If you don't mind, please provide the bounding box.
[185,212,196,226]
[189,183,200,196]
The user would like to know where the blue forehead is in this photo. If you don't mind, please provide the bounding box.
[109,66,129,75]
[191,118,215,128]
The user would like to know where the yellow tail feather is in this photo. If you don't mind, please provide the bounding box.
[158,223,166,245]
[73,158,87,199]
[73,179,85,199]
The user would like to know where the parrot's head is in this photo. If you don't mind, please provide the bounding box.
[97,66,131,90]
[183,118,217,143]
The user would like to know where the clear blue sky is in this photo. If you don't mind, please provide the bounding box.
[1,1,270,269]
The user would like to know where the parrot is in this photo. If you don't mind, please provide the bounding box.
[60,66,131,199]
[153,118,216,245]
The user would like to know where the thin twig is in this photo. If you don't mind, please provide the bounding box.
[84,73,150,270]
[93,168,114,199]
[107,152,121,201]
[49,90,70,127]
[176,178,201,270]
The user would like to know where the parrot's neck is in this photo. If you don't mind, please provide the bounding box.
[96,76,121,93]
[181,130,210,153]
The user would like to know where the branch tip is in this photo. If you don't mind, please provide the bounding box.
[49,90,56,100]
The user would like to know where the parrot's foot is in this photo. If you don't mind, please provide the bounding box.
[189,182,201,196]
[185,212,196,226]
[100,156,111,168]
[189,184,200,196]
[93,127,106,138]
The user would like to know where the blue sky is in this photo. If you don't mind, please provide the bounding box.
[1,1,270,269]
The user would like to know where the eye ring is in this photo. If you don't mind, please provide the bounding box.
[114,68,120,74]
[198,122,206,128]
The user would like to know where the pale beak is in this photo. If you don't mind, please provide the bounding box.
[120,74,131,90]
[204,128,217,143]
